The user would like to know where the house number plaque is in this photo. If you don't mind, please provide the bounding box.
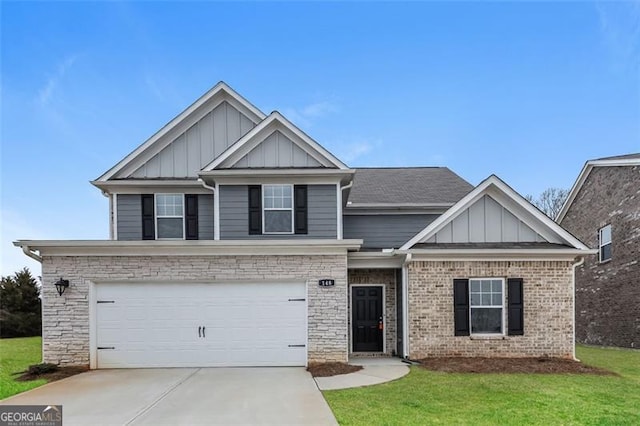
[318,279,335,287]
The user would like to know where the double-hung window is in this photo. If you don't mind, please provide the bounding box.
[599,224,612,262]
[155,194,184,239]
[263,185,293,234]
[469,278,504,334]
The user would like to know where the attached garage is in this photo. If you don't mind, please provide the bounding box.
[95,282,307,368]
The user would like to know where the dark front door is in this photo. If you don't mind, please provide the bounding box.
[352,286,383,352]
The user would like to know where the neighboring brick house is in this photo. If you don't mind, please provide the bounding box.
[15,82,593,369]
[557,154,640,349]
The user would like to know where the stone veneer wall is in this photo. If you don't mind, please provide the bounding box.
[41,254,348,366]
[560,165,640,348]
[348,269,397,355]
[408,260,574,358]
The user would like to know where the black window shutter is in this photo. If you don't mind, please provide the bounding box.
[453,279,470,336]
[294,185,308,234]
[141,194,155,240]
[508,278,524,335]
[248,186,262,235]
[185,194,199,240]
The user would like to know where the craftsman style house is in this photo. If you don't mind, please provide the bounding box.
[16,83,593,368]
[557,154,640,348]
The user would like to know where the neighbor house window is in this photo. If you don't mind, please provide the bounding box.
[599,225,612,262]
[469,278,504,334]
[263,184,293,233]
[156,194,184,239]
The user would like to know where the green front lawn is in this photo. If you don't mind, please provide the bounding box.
[324,345,640,425]
[0,337,46,400]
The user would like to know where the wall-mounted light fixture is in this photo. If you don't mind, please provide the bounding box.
[54,278,69,296]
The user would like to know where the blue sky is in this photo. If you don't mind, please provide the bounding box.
[1,1,639,276]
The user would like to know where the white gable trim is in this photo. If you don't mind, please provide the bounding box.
[400,175,590,251]
[96,82,266,182]
[201,112,349,171]
[556,156,640,222]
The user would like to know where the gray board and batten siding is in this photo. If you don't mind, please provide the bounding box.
[129,101,257,179]
[343,214,439,249]
[116,194,214,240]
[219,185,338,239]
[425,194,547,244]
[232,130,324,168]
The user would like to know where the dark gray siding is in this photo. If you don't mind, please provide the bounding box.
[343,214,439,249]
[220,185,337,239]
[198,194,215,240]
[116,194,142,240]
[116,193,215,240]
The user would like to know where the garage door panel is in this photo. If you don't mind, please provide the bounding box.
[96,282,307,368]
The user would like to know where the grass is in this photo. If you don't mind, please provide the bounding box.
[324,345,640,425]
[0,336,46,400]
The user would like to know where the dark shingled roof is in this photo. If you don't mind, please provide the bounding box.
[347,167,473,206]
[594,153,640,161]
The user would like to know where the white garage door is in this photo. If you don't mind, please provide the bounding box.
[95,282,307,368]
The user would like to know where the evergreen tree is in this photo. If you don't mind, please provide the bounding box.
[0,268,42,337]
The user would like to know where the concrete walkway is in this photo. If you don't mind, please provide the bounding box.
[1,368,337,425]
[314,357,410,390]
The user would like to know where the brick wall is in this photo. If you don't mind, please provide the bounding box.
[560,165,640,348]
[348,269,397,355]
[41,254,348,366]
[407,260,574,358]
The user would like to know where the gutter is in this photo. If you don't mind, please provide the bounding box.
[401,252,412,359]
[198,178,218,240]
[20,244,43,263]
[571,256,586,361]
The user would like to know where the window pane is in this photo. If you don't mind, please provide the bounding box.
[600,225,611,244]
[264,196,274,209]
[471,308,502,333]
[264,211,292,233]
[492,294,502,305]
[481,294,491,305]
[264,186,275,197]
[601,244,612,261]
[156,194,182,216]
[471,280,481,292]
[157,218,183,238]
[481,280,491,292]
[283,195,292,209]
[492,280,501,292]
[470,294,480,305]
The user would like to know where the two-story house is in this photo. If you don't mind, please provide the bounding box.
[557,154,640,348]
[15,83,593,369]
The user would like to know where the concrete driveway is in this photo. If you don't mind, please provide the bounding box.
[0,368,337,425]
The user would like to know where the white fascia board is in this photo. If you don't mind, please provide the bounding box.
[402,248,598,261]
[400,175,591,251]
[95,82,266,182]
[13,239,363,257]
[202,112,349,171]
[199,168,354,186]
[556,157,640,223]
[92,179,211,195]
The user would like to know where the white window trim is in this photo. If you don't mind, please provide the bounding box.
[469,277,505,336]
[261,184,294,235]
[154,193,185,240]
[598,224,612,263]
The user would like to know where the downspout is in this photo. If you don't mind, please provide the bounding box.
[571,256,585,361]
[198,178,217,239]
[338,181,353,240]
[401,252,412,359]
[21,245,43,263]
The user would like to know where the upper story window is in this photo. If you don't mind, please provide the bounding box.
[263,184,293,234]
[469,278,504,335]
[156,194,184,239]
[599,224,612,262]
